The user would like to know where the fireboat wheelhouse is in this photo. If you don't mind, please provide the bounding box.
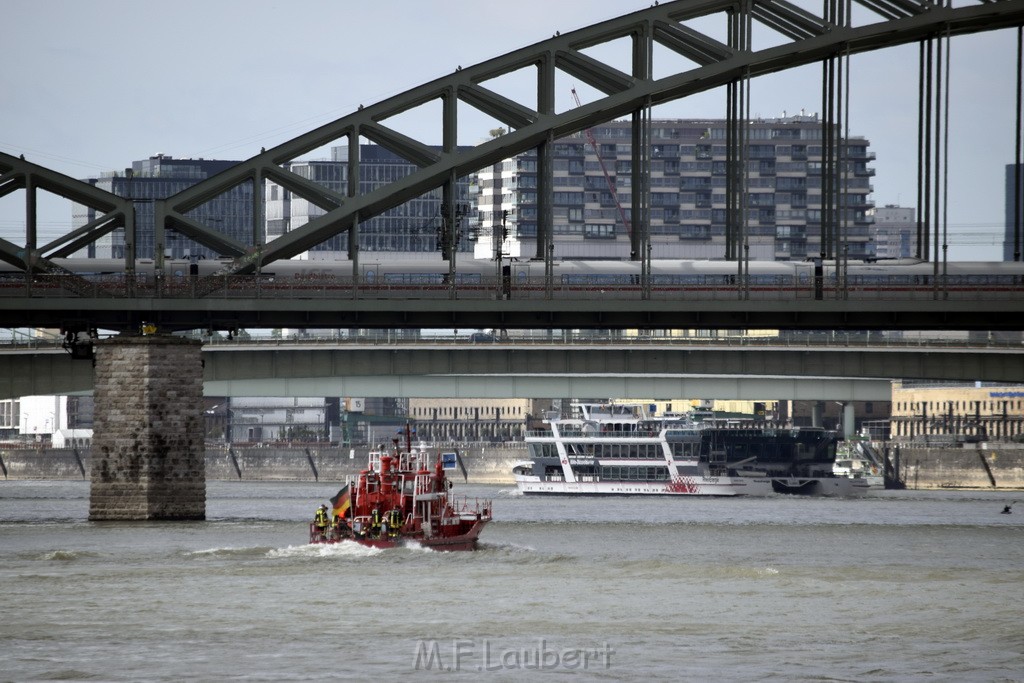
[310,435,491,551]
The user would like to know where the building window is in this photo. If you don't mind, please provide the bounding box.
[583,224,617,239]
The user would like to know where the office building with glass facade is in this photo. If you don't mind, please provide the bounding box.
[75,155,248,260]
[266,145,475,256]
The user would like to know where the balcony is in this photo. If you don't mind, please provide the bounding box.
[846,148,877,161]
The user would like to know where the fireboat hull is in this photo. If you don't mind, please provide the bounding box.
[310,519,489,552]
[354,520,488,551]
[514,475,868,497]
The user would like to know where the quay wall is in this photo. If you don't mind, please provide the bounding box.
[1,443,525,486]
[0,448,88,480]
[891,443,1024,490]
[4,443,1023,489]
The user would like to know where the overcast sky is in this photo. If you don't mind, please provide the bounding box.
[1,0,1018,259]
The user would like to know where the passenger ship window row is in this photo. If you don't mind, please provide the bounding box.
[568,443,665,459]
[530,442,700,459]
[601,466,671,481]
[593,442,700,459]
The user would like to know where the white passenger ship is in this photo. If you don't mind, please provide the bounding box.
[513,403,868,497]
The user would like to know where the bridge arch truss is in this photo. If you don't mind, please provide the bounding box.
[164,0,1024,279]
[1,0,1023,285]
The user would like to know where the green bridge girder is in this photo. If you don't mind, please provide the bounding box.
[1,0,1022,333]
[154,0,1024,276]
[2,0,1023,275]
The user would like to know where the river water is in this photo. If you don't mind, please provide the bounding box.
[1,481,1021,681]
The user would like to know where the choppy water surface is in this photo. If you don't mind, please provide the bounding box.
[1,481,1021,681]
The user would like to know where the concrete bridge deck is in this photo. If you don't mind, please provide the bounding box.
[2,334,1020,399]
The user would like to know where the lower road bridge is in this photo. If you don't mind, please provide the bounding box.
[2,335,1021,400]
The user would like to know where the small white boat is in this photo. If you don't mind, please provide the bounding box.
[833,449,885,488]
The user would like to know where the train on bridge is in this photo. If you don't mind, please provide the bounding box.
[1,256,1021,335]
[2,256,1022,293]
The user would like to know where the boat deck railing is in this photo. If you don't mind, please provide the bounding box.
[529,429,665,439]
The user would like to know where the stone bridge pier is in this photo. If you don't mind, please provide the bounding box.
[89,335,206,520]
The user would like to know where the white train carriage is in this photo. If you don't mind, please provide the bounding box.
[1,256,1022,294]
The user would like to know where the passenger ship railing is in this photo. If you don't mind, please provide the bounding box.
[526,428,666,439]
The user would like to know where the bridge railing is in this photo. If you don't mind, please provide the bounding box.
[5,328,1021,351]
[0,273,1021,301]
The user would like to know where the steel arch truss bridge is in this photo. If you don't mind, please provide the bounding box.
[1,0,1024,332]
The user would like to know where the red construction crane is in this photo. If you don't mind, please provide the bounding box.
[571,87,631,237]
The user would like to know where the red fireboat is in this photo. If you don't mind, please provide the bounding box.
[309,431,491,551]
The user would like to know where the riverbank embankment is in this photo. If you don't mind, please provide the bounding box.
[0,443,525,485]
[2,442,1023,489]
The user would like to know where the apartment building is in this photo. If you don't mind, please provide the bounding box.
[476,114,874,262]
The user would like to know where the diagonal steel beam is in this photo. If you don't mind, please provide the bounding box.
[0,235,98,295]
[163,210,249,258]
[262,164,344,211]
[162,161,258,215]
[0,168,25,200]
[652,20,734,65]
[554,49,635,94]
[43,209,125,259]
[0,237,29,270]
[457,83,538,130]
[360,122,442,167]
[854,0,933,21]
[752,0,831,41]
[0,151,126,213]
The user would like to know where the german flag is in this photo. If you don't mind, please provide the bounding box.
[330,483,352,519]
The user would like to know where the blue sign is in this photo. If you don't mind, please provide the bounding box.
[441,452,458,469]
